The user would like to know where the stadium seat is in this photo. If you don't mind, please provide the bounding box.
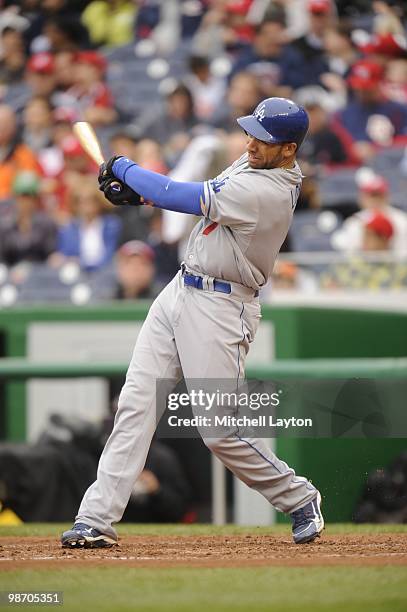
[16,264,74,303]
[384,171,407,211]
[103,43,137,64]
[86,265,118,302]
[289,210,341,252]
[319,169,359,208]
[370,147,406,173]
[105,38,194,121]
[14,264,120,304]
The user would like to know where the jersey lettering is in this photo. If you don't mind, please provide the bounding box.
[210,177,229,193]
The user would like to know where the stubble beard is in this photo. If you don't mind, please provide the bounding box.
[248,148,286,170]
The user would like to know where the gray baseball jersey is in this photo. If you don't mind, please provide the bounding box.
[184,153,303,289]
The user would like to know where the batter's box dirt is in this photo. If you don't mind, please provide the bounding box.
[1,534,407,569]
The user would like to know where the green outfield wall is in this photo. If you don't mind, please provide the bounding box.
[0,303,406,523]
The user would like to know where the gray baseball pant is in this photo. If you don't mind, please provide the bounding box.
[76,271,317,539]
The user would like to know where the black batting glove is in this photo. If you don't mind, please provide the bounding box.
[98,155,124,185]
[99,177,142,206]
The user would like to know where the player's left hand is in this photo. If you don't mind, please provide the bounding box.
[98,155,123,185]
[99,177,142,206]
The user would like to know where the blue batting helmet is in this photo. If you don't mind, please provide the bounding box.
[237,97,309,149]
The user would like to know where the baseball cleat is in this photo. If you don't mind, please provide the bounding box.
[291,491,324,544]
[61,523,117,549]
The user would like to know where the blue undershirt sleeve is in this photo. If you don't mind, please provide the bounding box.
[112,157,204,216]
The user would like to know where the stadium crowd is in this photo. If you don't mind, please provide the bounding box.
[0,0,406,303]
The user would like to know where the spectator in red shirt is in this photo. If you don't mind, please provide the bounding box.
[223,0,255,46]
[25,52,57,99]
[357,32,407,67]
[42,134,96,224]
[356,32,407,106]
[54,50,117,126]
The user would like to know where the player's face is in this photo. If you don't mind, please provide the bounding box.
[246,135,296,169]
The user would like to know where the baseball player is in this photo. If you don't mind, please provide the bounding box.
[61,97,324,548]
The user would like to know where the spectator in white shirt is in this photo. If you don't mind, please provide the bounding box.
[332,174,407,254]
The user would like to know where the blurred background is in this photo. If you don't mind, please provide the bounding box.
[0,0,406,527]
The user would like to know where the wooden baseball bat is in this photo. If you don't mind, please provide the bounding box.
[73,121,124,196]
[73,121,105,166]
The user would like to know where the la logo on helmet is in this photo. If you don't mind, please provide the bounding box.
[254,103,266,122]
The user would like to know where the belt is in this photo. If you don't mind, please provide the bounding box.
[183,272,232,294]
[181,265,259,298]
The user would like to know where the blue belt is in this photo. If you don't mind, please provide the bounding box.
[183,272,231,294]
[182,269,259,297]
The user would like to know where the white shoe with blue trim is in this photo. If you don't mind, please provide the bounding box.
[61,523,117,549]
[291,492,324,544]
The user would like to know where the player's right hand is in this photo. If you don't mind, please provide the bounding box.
[99,177,142,207]
[98,155,123,185]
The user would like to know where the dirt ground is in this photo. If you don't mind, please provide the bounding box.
[1,533,406,569]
